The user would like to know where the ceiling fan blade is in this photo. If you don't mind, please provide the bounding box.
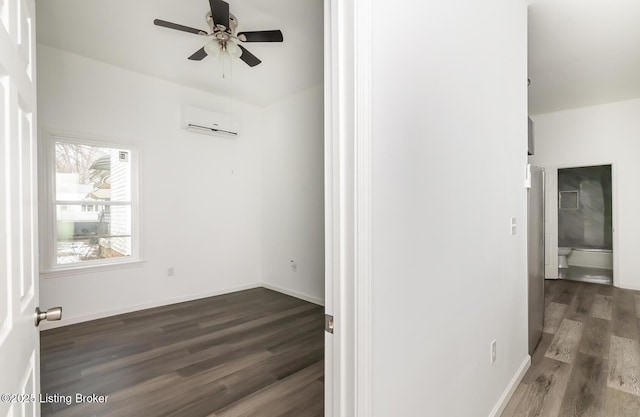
[237,30,284,43]
[209,0,230,31]
[238,45,262,67]
[188,47,208,61]
[154,19,208,35]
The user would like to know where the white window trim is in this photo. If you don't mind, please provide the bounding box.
[39,128,144,276]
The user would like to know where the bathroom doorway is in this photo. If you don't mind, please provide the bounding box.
[557,164,613,285]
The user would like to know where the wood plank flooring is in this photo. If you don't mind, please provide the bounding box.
[39,288,324,417]
[501,280,640,417]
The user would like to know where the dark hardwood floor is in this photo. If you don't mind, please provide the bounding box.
[501,279,640,417]
[40,288,325,417]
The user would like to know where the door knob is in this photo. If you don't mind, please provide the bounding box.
[34,307,62,326]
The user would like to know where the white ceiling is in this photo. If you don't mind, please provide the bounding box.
[35,0,324,107]
[37,1,639,113]
[528,0,640,114]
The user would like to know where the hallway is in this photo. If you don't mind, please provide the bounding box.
[501,280,640,416]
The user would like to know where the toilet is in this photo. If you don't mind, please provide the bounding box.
[558,247,573,269]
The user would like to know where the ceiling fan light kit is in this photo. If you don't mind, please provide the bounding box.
[154,0,283,68]
[204,40,241,59]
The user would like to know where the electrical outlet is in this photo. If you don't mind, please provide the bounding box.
[491,340,497,363]
[290,260,297,272]
[510,217,517,235]
[168,267,175,277]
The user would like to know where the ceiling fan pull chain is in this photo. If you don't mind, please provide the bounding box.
[219,53,226,79]
[228,60,234,112]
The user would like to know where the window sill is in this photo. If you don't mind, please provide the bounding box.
[40,259,147,278]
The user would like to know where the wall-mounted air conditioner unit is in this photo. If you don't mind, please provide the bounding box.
[181,106,241,138]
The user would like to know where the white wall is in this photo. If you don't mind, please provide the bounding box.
[529,98,640,291]
[370,1,529,416]
[37,45,264,326]
[260,86,325,304]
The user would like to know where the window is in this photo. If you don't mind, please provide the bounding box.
[41,131,140,272]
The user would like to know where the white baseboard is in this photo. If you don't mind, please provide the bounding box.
[261,283,325,306]
[39,282,325,330]
[616,281,640,292]
[488,355,531,417]
[39,283,262,330]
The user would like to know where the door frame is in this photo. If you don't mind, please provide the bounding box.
[544,161,617,286]
[324,0,372,415]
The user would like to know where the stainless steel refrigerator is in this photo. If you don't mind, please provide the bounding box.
[528,165,545,355]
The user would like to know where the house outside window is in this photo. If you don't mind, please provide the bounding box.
[41,131,141,272]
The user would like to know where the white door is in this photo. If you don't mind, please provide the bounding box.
[0,0,40,416]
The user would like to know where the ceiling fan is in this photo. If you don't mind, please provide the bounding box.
[154,0,283,67]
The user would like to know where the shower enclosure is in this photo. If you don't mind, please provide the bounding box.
[557,165,613,284]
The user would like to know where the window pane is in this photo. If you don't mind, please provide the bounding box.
[55,142,131,202]
[56,204,132,265]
